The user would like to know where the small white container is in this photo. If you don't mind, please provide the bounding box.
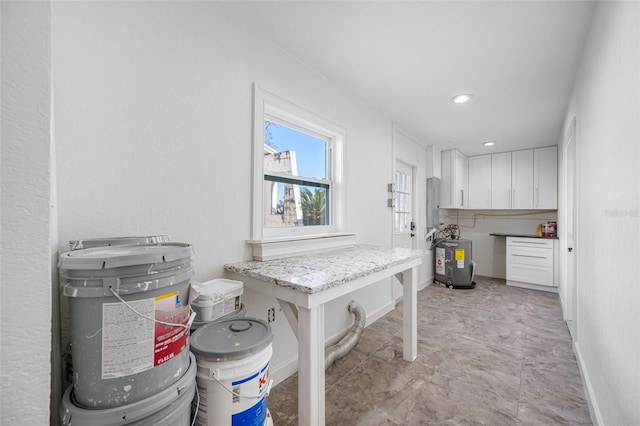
[191,279,243,322]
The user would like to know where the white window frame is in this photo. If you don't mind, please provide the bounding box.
[250,85,353,260]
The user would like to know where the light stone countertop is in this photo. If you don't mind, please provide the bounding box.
[224,244,425,294]
[490,233,558,240]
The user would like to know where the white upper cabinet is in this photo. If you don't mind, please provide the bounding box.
[466,146,558,211]
[511,149,534,209]
[534,146,558,209]
[426,145,442,179]
[468,155,492,209]
[440,149,468,209]
[491,152,512,209]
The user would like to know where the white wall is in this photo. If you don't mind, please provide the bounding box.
[51,0,404,399]
[0,2,54,424]
[561,2,640,424]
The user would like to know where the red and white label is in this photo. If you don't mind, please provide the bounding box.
[153,292,190,367]
[435,247,445,275]
[101,291,189,379]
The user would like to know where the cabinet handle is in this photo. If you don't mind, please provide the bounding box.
[512,254,547,259]
[535,188,539,207]
[512,240,549,245]
[460,189,464,207]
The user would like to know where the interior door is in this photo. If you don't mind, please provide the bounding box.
[394,161,415,250]
[564,118,578,339]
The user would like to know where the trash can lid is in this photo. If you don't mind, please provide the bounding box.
[190,318,272,361]
[58,242,193,270]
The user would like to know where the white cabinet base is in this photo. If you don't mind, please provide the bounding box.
[506,237,558,292]
[507,279,558,293]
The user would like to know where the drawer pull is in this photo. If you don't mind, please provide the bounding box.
[512,254,547,259]
[512,240,549,245]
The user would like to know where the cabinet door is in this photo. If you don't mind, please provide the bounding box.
[506,237,555,287]
[491,152,511,209]
[534,146,558,209]
[454,149,468,208]
[440,149,468,209]
[468,155,492,209]
[439,149,454,208]
[511,149,534,209]
[427,145,441,179]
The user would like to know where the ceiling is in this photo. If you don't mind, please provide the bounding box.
[216,1,595,156]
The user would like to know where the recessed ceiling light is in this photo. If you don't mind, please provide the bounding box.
[451,94,473,104]
[483,141,496,147]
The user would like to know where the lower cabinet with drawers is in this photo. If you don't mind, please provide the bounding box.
[506,237,558,292]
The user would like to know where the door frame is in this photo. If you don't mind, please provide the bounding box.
[392,124,421,303]
[562,116,578,340]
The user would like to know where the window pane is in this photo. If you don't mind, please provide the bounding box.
[264,120,327,180]
[395,172,403,192]
[263,181,327,228]
[394,169,412,233]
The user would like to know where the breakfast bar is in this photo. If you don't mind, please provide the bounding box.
[225,244,424,425]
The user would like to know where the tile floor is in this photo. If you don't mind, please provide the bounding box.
[267,276,592,425]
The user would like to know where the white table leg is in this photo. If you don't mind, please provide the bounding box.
[297,305,325,425]
[402,266,418,361]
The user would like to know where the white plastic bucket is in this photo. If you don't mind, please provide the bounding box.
[190,303,247,333]
[59,243,194,409]
[190,319,273,426]
[60,352,196,425]
[191,279,243,322]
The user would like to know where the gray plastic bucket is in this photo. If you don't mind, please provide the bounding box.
[61,352,196,425]
[59,243,194,409]
[190,318,273,426]
[63,235,172,385]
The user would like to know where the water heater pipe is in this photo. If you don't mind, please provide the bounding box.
[325,301,366,370]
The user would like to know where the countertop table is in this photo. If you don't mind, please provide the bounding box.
[225,244,424,425]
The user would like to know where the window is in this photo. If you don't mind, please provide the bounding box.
[263,118,330,229]
[252,86,346,244]
[394,167,413,234]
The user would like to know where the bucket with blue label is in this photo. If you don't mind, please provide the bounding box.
[190,318,273,426]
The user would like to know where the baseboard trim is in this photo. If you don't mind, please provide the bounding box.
[507,279,558,293]
[574,341,603,426]
[270,355,298,387]
[419,277,433,291]
[396,277,433,304]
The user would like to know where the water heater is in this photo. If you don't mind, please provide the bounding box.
[434,239,476,289]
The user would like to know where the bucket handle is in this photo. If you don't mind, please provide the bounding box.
[103,276,120,293]
[210,374,274,400]
[108,287,196,331]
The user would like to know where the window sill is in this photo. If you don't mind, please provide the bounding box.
[247,233,357,261]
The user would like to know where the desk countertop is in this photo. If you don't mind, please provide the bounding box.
[224,245,425,294]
